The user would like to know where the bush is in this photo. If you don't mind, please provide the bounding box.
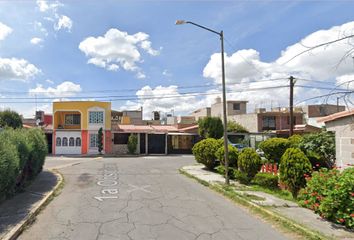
[233,169,251,184]
[252,173,279,189]
[227,121,249,133]
[279,148,312,199]
[215,144,239,168]
[215,165,236,179]
[238,148,262,179]
[299,131,335,169]
[259,138,290,163]
[298,168,340,213]
[288,134,302,148]
[192,138,219,170]
[127,134,138,154]
[0,139,19,200]
[319,168,354,229]
[0,109,22,129]
[0,129,30,187]
[26,129,47,179]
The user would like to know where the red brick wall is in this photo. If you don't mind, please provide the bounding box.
[105,131,112,154]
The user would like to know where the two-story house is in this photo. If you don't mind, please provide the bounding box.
[53,101,112,155]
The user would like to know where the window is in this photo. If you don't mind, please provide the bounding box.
[233,103,241,111]
[89,111,104,124]
[76,137,81,147]
[113,133,130,144]
[62,137,68,146]
[69,137,75,146]
[90,134,98,148]
[65,114,80,125]
[56,137,61,146]
[262,116,276,130]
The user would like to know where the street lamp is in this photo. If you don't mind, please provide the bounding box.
[176,20,230,185]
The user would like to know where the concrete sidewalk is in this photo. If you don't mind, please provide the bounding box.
[182,165,354,240]
[0,170,60,240]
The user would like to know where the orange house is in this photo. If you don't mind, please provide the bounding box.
[53,101,112,155]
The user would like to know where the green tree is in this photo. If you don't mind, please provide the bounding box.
[215,144,239,168]
[127,134,138,154]
[192,138,219,170]
[258,138,290,163]
[288,134,302,148]
[198,117,223,139]
[98,127,104,154]
[227,121,249,133]
[299,131,335,168]
[0,109,22,129]
[238,148,262,179]
[279,148,312,199]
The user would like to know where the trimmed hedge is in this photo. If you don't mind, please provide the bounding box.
[215,144,239,168]
[252,172,279,189]
[0,128,47,200]
[0,139,20,200]
[233,169,251,184]
[279,148,312,199]
[192,138,219,170]
[238,148,262,179]
[259,138,290,163]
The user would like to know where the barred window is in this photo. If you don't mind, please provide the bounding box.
[62,137,68,146]
[56,137,61,146]
[89,111,104,124]
[69,137,75,146]
[76,137,81,147]
[65,114,80,125]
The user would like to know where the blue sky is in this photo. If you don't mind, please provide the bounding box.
[0,1,353,118]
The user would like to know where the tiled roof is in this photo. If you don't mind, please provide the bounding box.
[112,124,179,133]
[317,110,354,123]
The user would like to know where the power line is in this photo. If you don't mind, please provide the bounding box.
[295,91,353,105]
[0,85,290,104]
[281,34,354,65]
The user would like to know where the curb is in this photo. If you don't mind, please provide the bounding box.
[1,170,64,240]
[179,168,331,240]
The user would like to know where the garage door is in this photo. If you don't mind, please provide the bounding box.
[148,134,166,154]
[55,131,81,155]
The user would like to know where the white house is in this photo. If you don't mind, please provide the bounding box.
[318,110,354,170]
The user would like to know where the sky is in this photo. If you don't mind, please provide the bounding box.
[0,0,354,119]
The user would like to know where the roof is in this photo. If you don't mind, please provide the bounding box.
[275,124,321,134]
[112,124,179,133]
[317,110,354,123]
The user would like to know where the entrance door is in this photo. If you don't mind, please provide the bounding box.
[140,133,146,154]
[148,134,166,154]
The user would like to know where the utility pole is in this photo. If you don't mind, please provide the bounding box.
[289,76,295,136]
[337,97,339,112]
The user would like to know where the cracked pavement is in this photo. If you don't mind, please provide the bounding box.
[18,156,288,240]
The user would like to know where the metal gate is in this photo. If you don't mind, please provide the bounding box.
[148,134,166,154]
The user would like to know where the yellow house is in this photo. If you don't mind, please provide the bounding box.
[53,101,112,155]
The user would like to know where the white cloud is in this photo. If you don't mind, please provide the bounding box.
[30,37,43,45]
[162,69,172,77]
[203,21,354,109]
[0,22,12,41]
[29,81,82,97]
[0,58,40,81]
[121,85,199,119]
[54,15,73,32]
[45,79,54,84]
[33,21,48,36]
[36,0,61,12]
[78,28,160,78]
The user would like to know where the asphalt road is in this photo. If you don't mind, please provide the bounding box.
[19,156,288,240]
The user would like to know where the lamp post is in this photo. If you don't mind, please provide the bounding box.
[176,20,230,185]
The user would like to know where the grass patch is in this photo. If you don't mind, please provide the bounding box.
[249,185,295,202]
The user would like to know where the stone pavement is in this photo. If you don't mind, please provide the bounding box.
[0,170,59,240]
[181,165,354,240]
